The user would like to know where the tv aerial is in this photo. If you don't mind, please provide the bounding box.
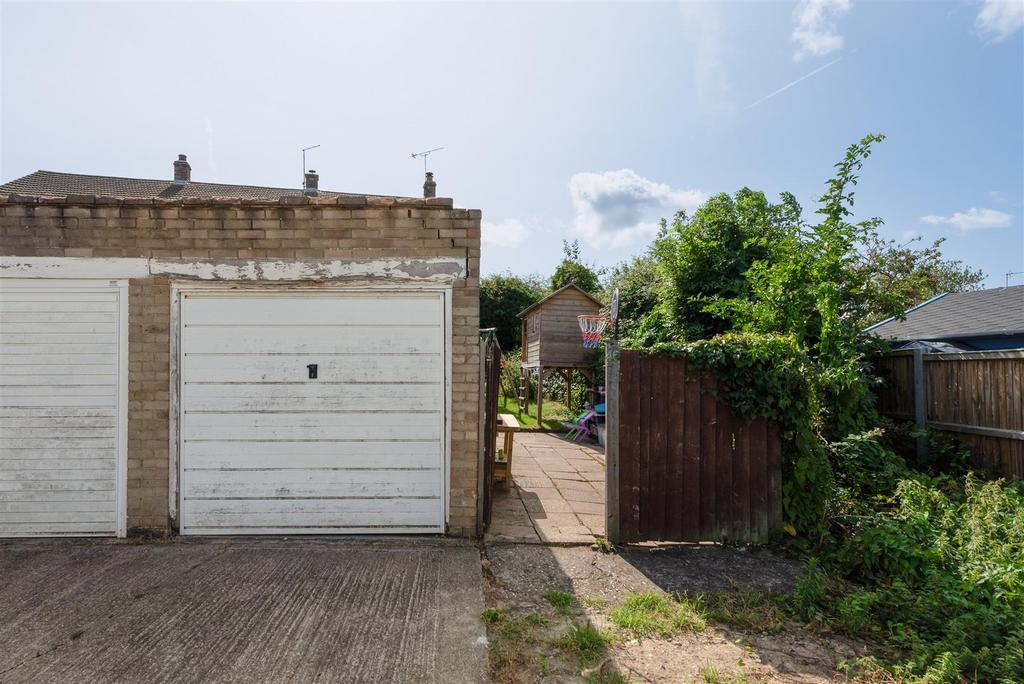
[411,146,444,173]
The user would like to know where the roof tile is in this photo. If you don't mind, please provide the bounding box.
[0,170,413,203]
[868,286,1024,341]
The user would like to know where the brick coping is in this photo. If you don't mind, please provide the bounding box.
[0,193,459,210]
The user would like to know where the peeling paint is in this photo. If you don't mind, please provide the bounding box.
[0,257,467,282]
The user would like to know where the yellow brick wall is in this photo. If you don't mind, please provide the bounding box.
[0,195,482,536]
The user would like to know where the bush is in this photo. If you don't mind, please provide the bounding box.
[499,348,521,399]
[822,475,1024,681]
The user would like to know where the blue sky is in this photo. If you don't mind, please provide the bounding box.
[2,1,1022,287]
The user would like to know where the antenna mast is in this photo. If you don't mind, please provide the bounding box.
[301,144,320,186]
[411,146,444,174]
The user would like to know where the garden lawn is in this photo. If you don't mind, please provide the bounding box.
[498,395,574,431]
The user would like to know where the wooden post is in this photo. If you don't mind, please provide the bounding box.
[565,369,573,412]
[605,341,620,543]
[537,367,544,426]
[913,348,928,464]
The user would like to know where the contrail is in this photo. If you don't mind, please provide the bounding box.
[745,56,844,110]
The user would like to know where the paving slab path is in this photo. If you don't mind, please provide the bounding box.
[487,432,606,544]
[0,538,486,683]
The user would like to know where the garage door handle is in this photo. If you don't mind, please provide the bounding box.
[307,364,318,379]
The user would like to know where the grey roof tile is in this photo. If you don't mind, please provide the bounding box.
[0,170,411,202]
[868,285,1024,341]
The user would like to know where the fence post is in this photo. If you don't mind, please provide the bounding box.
[913,348,928,464]
[605,341,620,543]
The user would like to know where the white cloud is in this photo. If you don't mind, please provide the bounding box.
[792,0,851,61]
[901,229,923,243]
[976,0,1024,42]
[568,169,708,249]
[481,218,528,249]
[920,207,1012,232]
[989,189,1009,203]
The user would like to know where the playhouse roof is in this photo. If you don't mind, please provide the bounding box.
[516,283,603,318]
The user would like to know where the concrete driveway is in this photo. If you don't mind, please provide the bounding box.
[0,538,486,683]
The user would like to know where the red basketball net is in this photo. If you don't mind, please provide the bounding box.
[577,315,609,349]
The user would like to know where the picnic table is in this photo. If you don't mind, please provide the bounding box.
[493,413,520,491]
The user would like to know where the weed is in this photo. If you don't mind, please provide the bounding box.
[580,596,606,610]
[588,668,627,684]
[609,592,706,638]
[560,620,612,666]
[593,537,616,554]
[69,629,85,641]
[544,590,576,615]
[701,587,786,634]
[792,557,826,621]
[700,664,721,683]
[698,664,754,684]
[480,607,502,624]
[486,613,543,680]
[526,612,548,627]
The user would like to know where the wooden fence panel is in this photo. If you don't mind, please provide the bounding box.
[874,350,1024,479]
[614,351,783,543]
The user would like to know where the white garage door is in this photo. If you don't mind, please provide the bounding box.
[0,280,127,537]
[178,290,447,535]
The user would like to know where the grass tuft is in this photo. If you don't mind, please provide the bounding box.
[480,607,502,624]
[700,664,722,683]
[700,587,787,634]
[543,589,577,615]
[609,591,707,638]
[560,620,612,666]
[526,612,549,627]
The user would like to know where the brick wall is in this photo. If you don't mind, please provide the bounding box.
[0,195,482,536]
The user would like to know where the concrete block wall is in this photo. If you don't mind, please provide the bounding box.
[0,194,482,536]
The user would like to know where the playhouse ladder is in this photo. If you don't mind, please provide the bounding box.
[517,367,528,413]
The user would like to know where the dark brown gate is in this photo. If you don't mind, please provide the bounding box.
[479,330,502,533]
[607,347,783,544]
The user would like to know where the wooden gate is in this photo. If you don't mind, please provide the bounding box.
[606,346,783,543]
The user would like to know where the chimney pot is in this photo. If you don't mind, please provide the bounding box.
[423,171,436,199]
[304,169,319,196]
[173,154,191,184]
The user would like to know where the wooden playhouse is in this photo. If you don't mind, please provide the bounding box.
[517,284,603,423]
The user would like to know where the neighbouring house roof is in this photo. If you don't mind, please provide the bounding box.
[0,170,410,202]
[517,283,604,318]
[866,285,1024,342]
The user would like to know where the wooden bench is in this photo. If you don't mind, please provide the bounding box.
[493,413,520,491]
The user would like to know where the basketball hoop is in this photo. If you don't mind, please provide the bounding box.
[578,315,609,349]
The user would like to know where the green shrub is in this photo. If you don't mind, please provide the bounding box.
[835,589,878,635]
[792,558,826,620]
[821,476,1024,681]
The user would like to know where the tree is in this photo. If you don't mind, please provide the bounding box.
[605,252,662,340]
[855,234,984,328]
[642,188,801,342]
[551,240,601,294]
[479,273,547,350]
